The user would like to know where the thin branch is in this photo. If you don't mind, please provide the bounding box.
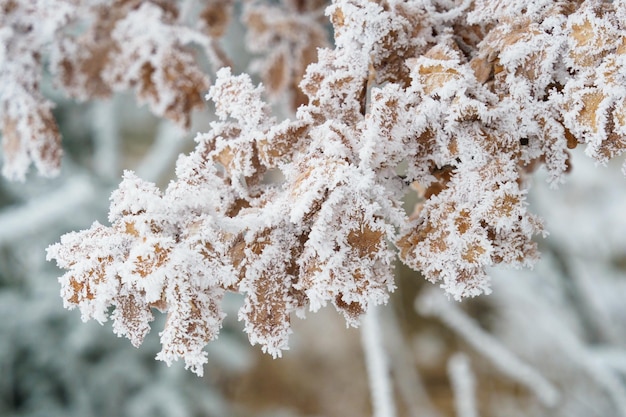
[362,306,397,417]
[448,353,478,417]
[0,176,95,245]
[380,306,442,417]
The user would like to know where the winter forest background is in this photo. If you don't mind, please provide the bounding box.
[2,1,626,417]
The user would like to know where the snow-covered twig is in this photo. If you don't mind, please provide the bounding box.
[362,306,397,417]
[381,306,441,417]
[592,348,626,375]
[0,176,94,245]
[448,353,478,417]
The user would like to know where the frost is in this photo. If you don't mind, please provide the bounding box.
[43,0,626,376]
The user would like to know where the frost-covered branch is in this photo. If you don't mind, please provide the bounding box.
[0,175,95,245]
[448,353,478,417]
[39,0,626,378]
[362,306,397,417]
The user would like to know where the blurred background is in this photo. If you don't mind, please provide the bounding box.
[2,2,626,417]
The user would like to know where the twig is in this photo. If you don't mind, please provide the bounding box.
[0,175,95,245]
[362,306,397,417]
[380,306,441,417]
[448,353,479,417]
